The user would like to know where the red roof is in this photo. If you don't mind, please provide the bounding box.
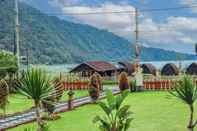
[85,61,117,72]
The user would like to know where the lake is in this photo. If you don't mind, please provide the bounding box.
[22,60,197,74]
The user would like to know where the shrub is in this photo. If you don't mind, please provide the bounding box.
[93,90,133,131]
[0,79,9,116]
[0,50,18,79]
[129,80,136,92]
[119,72,129,92]
[89,73,100,101]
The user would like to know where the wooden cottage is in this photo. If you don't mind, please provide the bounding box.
[161,63,179,76]
[186,63,197,75]
[118,62,135,75]
[141,64,156,76]
[70,61,117,77]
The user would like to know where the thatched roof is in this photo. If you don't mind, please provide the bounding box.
[141,64,156,75]
[186,63,197,75]
[70,61,117,73]
[161,63,179,76]
[118,62,135,75]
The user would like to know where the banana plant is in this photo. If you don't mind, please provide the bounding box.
[169,76,197,131]
[93,90,133,131]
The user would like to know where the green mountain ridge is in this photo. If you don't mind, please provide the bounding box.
[0,0,195,64]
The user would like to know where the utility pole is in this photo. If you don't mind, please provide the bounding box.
[15,0,20,69]
[134,8,140,68]
[26,48,29,71]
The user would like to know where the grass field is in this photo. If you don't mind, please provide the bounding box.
[3,85,115,115]
[2,90,89,115]
[8,91,197,131]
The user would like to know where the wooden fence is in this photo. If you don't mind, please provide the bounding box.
[64,82,89,90]
[63,80,197,91]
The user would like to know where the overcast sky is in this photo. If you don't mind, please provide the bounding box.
[24,0,197,54]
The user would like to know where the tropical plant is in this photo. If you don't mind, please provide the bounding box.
[119,72,129,92]
[0,79,9,116]
[93,90,133,131]
[169,76,197,131]
[17,68,55,131]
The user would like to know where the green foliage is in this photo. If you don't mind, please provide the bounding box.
[17,68,54,104]
[93,90,133,131]
[17,68,55,131]
[169,76,197,130]
[0,50,17,78]
[170,76,197,105]
[0,0,195,64]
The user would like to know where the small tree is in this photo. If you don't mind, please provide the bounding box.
[169,76,197,131]
[93,90,133,131]
[89,73,100,102]
[0,79,9,116]
[119,72,129,92]
[17,68,55,131]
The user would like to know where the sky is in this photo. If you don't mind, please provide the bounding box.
[23,0,197,54]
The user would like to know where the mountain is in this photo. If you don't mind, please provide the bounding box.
[0,0,195,64]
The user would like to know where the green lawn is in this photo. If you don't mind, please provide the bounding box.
[9,91,197,131]
[2,90,89,115]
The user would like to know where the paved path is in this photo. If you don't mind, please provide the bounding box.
[0,89,120,130]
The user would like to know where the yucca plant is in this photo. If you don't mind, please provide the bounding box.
[93,90,133,131]
[17,68,55,131]
[169,76,197,131]
[119,72,129,92]
[0,79,9,116]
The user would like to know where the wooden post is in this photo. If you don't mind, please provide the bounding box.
[68,90,74,110]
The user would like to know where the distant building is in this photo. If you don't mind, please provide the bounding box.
[141,64,156,76]
[118,62,135,76]
[161,63,179,76]
[70,61,117,77]
[186,63,197,75]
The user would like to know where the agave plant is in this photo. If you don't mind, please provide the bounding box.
[17,68,56,131]
[93,90,133,131]
[0,79,9,116]
[169,76,197,131]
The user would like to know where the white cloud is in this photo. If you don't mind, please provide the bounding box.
[180,0,197,13]
[50,2,197,53]
[62,3,136,38]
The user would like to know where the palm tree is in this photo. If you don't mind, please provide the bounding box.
[17,68,55,131]
[93,90,133,131]
[170,76,197,131]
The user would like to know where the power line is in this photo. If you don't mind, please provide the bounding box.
[19,4,197,16]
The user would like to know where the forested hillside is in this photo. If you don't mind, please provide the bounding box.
[0,0,195,64]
